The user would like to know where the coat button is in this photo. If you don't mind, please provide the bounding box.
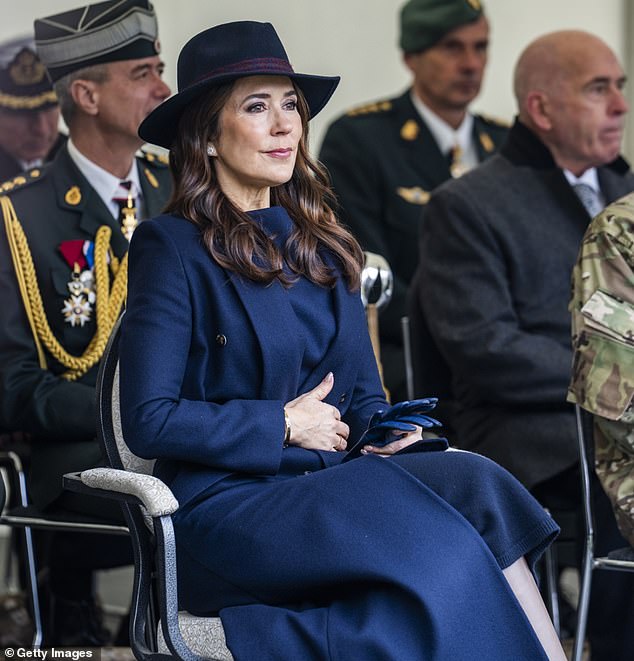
[216,334,227,346]
[339,393,346,403]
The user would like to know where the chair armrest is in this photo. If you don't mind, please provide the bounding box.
[79,467,179,517]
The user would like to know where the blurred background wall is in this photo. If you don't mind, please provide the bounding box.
[2,0,630,156]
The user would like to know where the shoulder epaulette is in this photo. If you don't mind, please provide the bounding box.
[477,113,510,128]
[0,167,45,194]
[140,149,169,167]
[346,99,393,117]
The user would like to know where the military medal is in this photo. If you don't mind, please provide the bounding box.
[62,264,92,327]
[120,193,138,241]
[113,181,138,241]
[59,240,97,327]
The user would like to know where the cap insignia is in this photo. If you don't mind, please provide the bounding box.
[9,48,47,86]
[65,186,81,206]
[400,120,419,141]
[144,167,159,189]
[466,0,482,10]
[479,132,494,153]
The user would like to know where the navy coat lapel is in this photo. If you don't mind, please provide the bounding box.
[227,257,359,407]
[227,270,304,402]
[295,268,357,406]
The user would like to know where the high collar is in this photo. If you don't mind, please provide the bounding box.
[501,117,630,175]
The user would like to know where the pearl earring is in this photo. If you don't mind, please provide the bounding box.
[207,144,216,157]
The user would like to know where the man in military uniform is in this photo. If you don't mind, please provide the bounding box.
[416,30,634,659]
[0,0,171,645]
[569,194,634,550]
[0,37,65,450]
[0,36,64,183]
[319,0,507,402]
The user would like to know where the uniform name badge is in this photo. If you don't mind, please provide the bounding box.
[59,240,97,327]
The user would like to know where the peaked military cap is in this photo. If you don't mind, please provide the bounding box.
[34,0,160,82]
[400,0,484,53]
[0,36,57,113]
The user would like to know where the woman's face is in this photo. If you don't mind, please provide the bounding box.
[213,75,303,210]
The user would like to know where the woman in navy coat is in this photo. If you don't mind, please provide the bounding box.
[120,21,566,660]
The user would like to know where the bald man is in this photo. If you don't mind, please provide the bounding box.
[412,31,634,659]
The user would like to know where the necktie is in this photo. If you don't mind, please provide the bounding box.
[573,182,603,218]
[112,180,138,241]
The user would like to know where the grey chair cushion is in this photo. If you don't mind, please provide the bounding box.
[158,613,233,660]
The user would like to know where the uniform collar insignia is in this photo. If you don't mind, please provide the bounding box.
[401,119,419,141]
[143,167,159,188]
[64,185,82,206]
[479,132,494,153]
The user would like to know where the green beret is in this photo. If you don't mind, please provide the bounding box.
[400,0,484,53]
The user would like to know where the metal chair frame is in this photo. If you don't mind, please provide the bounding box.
[572,405,634,661]
[0,443,127,649]
[62,315,227,661]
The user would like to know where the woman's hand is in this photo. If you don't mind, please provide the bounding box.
[284,373,349,452]
[359,427,423,456]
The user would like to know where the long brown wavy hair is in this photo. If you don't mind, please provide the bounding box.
[164,80,363,290]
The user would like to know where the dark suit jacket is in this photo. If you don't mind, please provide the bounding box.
[0,144,171,507]
[119,212,386,508]
[319,90,508,400]
[415,119,634,489]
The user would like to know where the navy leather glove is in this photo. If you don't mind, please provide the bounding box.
[345,398,448,459]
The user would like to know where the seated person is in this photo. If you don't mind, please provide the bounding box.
[569,192,634,549]
[119,21,566,660]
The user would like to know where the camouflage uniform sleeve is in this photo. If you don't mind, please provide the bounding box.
[568,195,634,547]
[568,196,634,419]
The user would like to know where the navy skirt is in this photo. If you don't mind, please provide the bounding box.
[173,450,558,660]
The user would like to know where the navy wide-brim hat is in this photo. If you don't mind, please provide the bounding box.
[139,21,340,150]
